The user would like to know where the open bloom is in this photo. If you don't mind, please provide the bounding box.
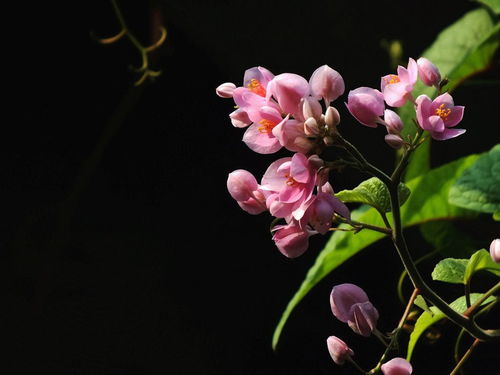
[326,336,354,365]
[381,58,418,107]
[415,93,465,140]
[242,106,288,154]
[266,73,310,116]
[346,87,385,127]
[261,153,317,218]
[381,358,413,375]
[330,283,379,337]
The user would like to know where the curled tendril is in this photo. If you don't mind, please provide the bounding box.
[91,0,166,86]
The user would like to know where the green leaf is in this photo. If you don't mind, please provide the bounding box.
[431,258,469,284]
[335,177,411,213]
[272,154,480,349]
[407,293,495,360]
[414,295,432,314]
[419,221,478,258]
[464,249,500,284]
[449,144,500,214]
[400,8,500,181]
[476,0,500,16]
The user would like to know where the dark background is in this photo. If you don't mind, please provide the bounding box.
[4,1,499,374]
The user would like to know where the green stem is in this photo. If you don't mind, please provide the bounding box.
[449,339,480,375]
[464,281,500,318]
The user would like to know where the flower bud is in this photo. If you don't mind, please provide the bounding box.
[309,65,345,105]
[216,82,237,98]
[490,238,500,263]
[302,96,323,120]
[325,106,341,128]
[385,134,404,149]
[229,109,251,128]
[266,73,310,115]
[326,336,354,365]
[384,109,404,135]
[417,57,441,87]
[381,358,413,375]
[304,117,320,136]
[346,87,385,128]
[330,283,370,323]
[227,169,259,202]
[347,301,379,337]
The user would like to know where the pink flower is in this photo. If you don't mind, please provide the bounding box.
[215,82,237,98]
[229,108,251,128]
[272,118,314,154]
[303,183,350,234]
[271,219,313,258]
[346,87,385,128]
[243,66,275,97]
[326,336,354,365]
[417,57,441,87]
[261,153,317,218]
[330,283,379,337]
[415,93,465,140]
[490,238,500,263]
[227,170,267,215]
[383,109,404,135]
[309,65,345,106]
[266,73,310,116]
[242,106,288,154]
[381,358,413,375]
[381,58,418,107]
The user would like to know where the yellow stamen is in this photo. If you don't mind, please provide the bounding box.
[257,119,276,133]
[247,78,266,97]
[385,74,400,85]
[435,103,452,120]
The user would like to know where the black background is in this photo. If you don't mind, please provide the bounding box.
[4,1,499,374]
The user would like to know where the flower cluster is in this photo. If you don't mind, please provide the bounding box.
[217,65,344,155]
[346,57,465,145]
[227,153,349,258]
[327,283,413,374]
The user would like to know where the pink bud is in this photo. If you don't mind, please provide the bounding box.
[216,82,237,98]
[384,134,404,149]
[326,336,354,365]
[304,117,320,136]
[347,301,379,337]
[417,57,441,87]
[384,109,404,135]
[309,65,345,105]
[330,283,369,323]
[237,190,267,215]
[325,106,341,128]
[229,109,251,128]
[490,238,500,263]
[227,169,259,202]
[302,96,323,120]
[381,358,413,375]
[345,87,385,128]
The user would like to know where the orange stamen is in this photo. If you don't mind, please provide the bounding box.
[435,103,452,120]
[257,119,277,133]
[385,74,400,85]
[284,174,298,186]
[247,78,266,97]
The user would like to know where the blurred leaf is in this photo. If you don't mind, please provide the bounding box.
[475,0,500,15]
[407,293,495,360]
[431,258,469,284]
[335,178,410,213]
[449,144,500,214]
[272,154,480,349]
[464,249,500,285]
[400,8,500,181]
[419,221,478,258]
